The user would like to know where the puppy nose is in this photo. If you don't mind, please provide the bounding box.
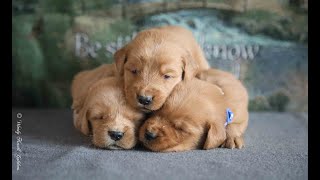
[108,131,124,141]
[145,131,157,141]
[137,95,153,105]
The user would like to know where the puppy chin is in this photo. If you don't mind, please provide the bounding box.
[137,102,164,112]
[139,140,156,151]
[93,138,125,150]
[98,142,128,150]
[106,145,124,150]
[138,106,153,113]
[141,140,168,152]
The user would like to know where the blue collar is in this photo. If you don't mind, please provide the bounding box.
[225,108,234,127]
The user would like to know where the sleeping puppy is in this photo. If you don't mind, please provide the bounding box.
[139,70,248,152]
[71,64,116,133]
[113,25,210,112]
[139,78,227,152]
[76,77,145,149]
[196,68,249,149]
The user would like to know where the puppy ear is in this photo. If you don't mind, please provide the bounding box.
[71,95,86,112]
[114,45,128,76]
[203,122,226,150]
[195,69,207,80]
[181,51,199,81]
[73,104,90,136]
[173,120,192,134]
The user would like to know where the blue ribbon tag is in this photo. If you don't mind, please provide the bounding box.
[225,108,234,127]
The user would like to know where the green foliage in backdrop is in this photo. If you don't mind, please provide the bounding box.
[12,0,135,108]
[12,15,46,107]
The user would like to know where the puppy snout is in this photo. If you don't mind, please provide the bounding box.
[108,131,124,141]
[145,131,157,141]
[137,95,153,106]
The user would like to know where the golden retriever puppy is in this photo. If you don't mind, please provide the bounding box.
[71,64,116,132]
[139,70,249,152]
[196,68,249,149]
[113,25,210,112]
[139,79,227,152]
[76,77,145,149]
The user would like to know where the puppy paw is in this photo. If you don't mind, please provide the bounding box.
[221,136,244,149]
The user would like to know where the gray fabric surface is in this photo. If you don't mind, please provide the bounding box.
[12,109,308,180]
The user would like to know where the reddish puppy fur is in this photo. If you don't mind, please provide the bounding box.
[71,64,116,133]
[77,77,145,149]
[139,69,249,152]
[197,68,249,149]
[139,79,227,152]
[114,25,210,112]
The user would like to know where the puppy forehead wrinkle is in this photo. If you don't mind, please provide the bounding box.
[129,53,145,65]
[94,91,126,116]
[147,64,161,80]
[132,37,163,57]
[160,64,180,75]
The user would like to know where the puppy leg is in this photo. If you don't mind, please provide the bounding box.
[221,121,248,149]
[221,109,249,149]
[203,122,226,150]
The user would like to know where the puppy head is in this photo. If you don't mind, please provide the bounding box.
[114,38,198,112]
[139,114,227,152]
[75,78,145,150]
[138,114,201,152]
[138,79,228,152]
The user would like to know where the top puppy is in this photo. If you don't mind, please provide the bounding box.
[113,26,210,112]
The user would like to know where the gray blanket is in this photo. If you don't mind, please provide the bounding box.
[12,109,308,180]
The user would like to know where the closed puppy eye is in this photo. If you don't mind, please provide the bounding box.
[163,75,171,79]
[91,114,105,121]
[89,113,108,120]
[131,69,138,74]
[173,122,191,134]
